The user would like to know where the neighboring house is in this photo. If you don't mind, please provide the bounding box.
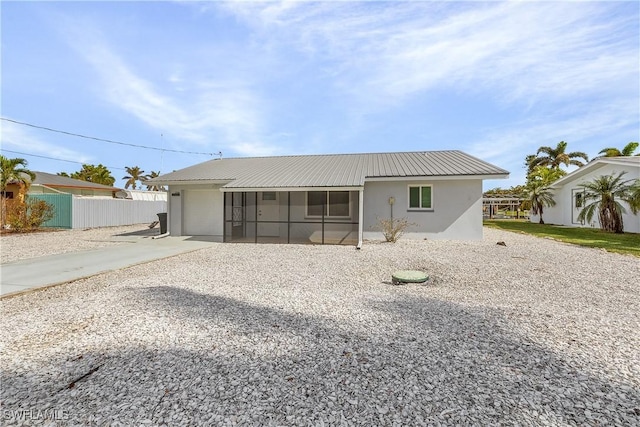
[5,172,166,229]
[5,171,119,199]
[529,157,640,233]
[147,151,509,246]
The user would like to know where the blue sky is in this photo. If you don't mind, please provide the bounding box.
[1,1,638,190]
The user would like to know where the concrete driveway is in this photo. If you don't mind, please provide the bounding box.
[0,236,217,298]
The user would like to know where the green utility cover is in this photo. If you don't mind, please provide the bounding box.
[392,270,429,284]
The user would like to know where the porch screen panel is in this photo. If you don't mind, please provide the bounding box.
[307,191,326,216]
[328,191,349,217]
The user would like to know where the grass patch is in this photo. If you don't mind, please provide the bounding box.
[484,219,640,257]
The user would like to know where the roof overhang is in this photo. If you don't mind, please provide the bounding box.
[220,186,364,193]
[364,174,509,182]
[550,158,640,188]
[150,179,233,186]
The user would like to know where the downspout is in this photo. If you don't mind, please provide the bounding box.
[357,188,364,249]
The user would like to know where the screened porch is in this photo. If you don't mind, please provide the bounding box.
[223,190,362,245]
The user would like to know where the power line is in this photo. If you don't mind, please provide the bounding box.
[0,149,126,171]
[1,117,217,156]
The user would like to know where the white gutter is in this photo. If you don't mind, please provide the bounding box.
[357,188,364,249]
[152,232,170,239]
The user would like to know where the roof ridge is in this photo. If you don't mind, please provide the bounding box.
[218,150,462,161]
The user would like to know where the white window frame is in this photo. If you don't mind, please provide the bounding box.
[305,191,351,218]
[407,184,434,211]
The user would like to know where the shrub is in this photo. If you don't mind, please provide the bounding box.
[375,217,415,242]
[5,198,54,231]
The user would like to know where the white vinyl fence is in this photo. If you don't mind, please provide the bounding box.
[72,198,167,229]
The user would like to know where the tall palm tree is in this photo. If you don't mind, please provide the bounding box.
[123,166,145,190]
[528,182,556,224]
[577,172,635,233]
[597,142,639,158]
[144,171,165,191]
[531,141,589,169]
[0,155,36,227]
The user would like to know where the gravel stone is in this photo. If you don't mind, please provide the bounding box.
[1,227,639,425]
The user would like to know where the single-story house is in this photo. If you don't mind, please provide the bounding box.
[529,156,640,233]
[147,151,509,247]
[4,171,119,199]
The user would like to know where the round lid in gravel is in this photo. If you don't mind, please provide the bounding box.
[392,270,429,284]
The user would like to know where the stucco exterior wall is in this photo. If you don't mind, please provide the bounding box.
[169,180,486,241]
[167,184,223,238]
[362,179,483,240]
[530,164,640,233]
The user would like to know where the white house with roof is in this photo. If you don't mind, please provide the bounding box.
[147,151,509,247]
[529,157,640,233]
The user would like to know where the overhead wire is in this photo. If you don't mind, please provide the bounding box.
[0,149,126,171]
[1,117,217,156]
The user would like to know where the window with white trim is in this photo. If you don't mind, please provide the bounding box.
[408,185,433,209]
[306,191,350,217]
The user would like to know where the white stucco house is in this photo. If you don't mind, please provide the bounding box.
[530,157,640,233]
[147,151,509,246]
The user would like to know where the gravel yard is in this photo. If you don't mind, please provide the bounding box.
[1,228,639,425]
[0,224,157,264]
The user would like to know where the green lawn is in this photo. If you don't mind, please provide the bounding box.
[484,219,640,257]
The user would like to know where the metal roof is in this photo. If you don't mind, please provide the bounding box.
[148,150,509,189]
[30,171,120,191]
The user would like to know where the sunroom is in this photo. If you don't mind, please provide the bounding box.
[222,188,363,246]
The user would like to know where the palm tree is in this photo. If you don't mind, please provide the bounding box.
[123,166,145,190]
[89,165,116,186]
[527,165,566,187]
[1,155,35,195]
[65,164,115,186]
[528,182,556,224]
[626,180,640,215]
[0,155,36,227]
[577,172,635,233]
[597,142,639,158]
[531,141,589,169]
[625,180,640,215]
[144,171,165,191]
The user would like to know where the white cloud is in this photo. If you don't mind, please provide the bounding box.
[0,120,93,164]
[60,19,281,157]
[220,2,638,108]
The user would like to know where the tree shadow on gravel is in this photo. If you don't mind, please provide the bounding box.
[2,286,638,426]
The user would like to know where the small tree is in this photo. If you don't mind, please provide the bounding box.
[5,197,54,231]
[375,217,415,242]
[577,172,635,233]
[528,182,556,224]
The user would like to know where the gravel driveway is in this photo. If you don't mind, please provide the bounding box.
[1,228,639,425]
